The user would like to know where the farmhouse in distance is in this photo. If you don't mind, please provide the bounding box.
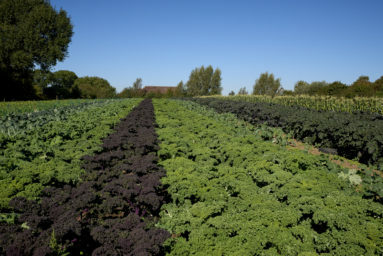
[143,86,177,94]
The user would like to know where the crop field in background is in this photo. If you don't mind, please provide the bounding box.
[210,95,383,115]
[0,97,383,255]
[0,99,100,115]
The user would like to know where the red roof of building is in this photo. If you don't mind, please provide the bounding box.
[143,86,177,94]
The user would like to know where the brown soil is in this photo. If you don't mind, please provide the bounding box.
[286,138,383,177]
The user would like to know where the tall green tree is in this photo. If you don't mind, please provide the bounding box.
[176,81,186,96]
[210,68,222,95]
[46,70,78,99]
[74,77,116,99]
[294,80,310,94]
[318,81,347,96]
[186,65,222,96]
[307,81,328,95]
[346,76,373,97]
[33,69,51,88]
[32,69,52,99]
[0,0,73,100]
[238,87,248,95]
[252,72,283,96]
[117,78,145,98]
[373,76,383,96]
[132,78,142,90]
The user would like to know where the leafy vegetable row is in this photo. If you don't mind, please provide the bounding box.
[0,99,170,255]
[0,99,112,137]
[179,100,383,202]
[0,99,94,116]
[0,99,140,210]
[190,98,383,168]
[154,99,383,255]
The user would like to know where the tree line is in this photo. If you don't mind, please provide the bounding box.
[28,65,223,99]
[229,72,383,98]
[32,70,116,99]
[291,76,383,97]
[117,65,222,98]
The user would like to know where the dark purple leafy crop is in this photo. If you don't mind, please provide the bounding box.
[0,99,170,255]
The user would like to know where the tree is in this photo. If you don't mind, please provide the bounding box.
[117,78,146,98]
[210,68,222,95]
[373,76,383,96]
[0,0,73,100]
[117,87,135,98]
[228,91,235,96]
[345,76,373,97]
[33,69,79,99]
[33,69,52,89]
[32,69,52,99]
[238,87,248,95]
[176,81,186,96]
[307,81,328,95]
[282,90,294,96]
[353,76,370,87]
[44,70,78,99]
[252,72,283,96]
[74,77,116,99]
[186,65,222,96]
[131,78,145,97]
[318,81,347,96]
[132,78,142,90]
[294,80,310,94]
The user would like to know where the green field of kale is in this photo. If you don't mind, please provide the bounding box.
[0,99,141,210]
[0,99,96,115]
[192,97,383,170]
[154,99,383,255]
[1,98,383,255]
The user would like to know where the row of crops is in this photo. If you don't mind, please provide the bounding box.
[192,98,383,170]
[0,99,141,209]
[155,99,383,255]
[1,99,169,255]
[1,98,383,255]
[0,100,115,137]
[0,99,97,115]
[209,95,383,115]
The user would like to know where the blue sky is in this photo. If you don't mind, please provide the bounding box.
[50,0,383,95]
